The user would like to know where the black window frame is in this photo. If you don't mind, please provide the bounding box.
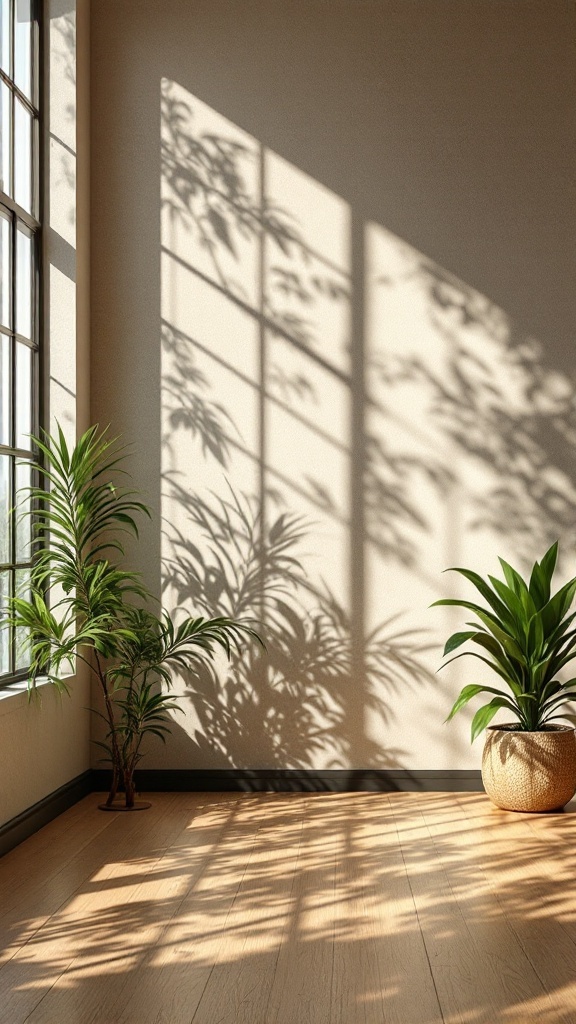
[0,0,42,686]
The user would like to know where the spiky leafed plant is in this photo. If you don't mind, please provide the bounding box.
[7,424,262,808]
[433,541,576,741]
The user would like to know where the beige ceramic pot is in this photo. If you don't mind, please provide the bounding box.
[482,724,576,812]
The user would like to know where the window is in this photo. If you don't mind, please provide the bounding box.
[0,0,40,681]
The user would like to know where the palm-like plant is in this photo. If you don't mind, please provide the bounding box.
[8,425,262,808]
[433,542,576,741]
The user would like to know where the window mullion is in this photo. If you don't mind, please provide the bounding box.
[0,0,41,686]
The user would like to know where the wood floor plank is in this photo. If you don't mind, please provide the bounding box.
[449,793,576,1022]
[330,793,443,1024]
[115,792,265,1024]
[0,812,122,973]
[0,794,182,1024]
[1,791,576,1024]
[389,792,560,1024]
[0,796,110,907]
[0,794,178,968]
[24,794,263,1024]
[188,793,308,1024]
[265,793,339,1024]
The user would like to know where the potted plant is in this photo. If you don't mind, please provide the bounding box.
[433,541,576,811]
[7,424,263,810]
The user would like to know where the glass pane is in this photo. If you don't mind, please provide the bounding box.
[0,332,9,444]
[14,97,31,213]
[15,566,29,669]
[15,457,30,560]
[0,81,11,198]
[0,0,10,76]
[0,210,10,328]
[15,339,31,447]
[16,223,30,337]
[0,570,9,674]
[14,0,32,100]
[0,453,10,564]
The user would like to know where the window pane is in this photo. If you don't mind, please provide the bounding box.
[0,81,11,198]
[0,210,11,329]
[15,339,31,447]
[0,453,10,564]
[14,98,31,213]
[0,1,39,682]
[0,0,10,77]
[16,223,31,337]
[14,0,32,100]
[0,570,9,674]
[15,457,31,560]
[0,332,9,444]
[15,566,30,669]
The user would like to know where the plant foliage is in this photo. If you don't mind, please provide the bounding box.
[432,542,576,740]
[7,424,262,807]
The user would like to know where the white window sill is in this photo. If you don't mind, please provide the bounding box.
[0,676,69,718]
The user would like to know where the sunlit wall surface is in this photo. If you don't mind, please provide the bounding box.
[160,85,570,771]
[91,0,576,771]
[161,86,357,769]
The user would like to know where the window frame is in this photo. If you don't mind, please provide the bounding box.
[0,0,42,686]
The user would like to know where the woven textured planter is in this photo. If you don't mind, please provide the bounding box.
[482,724,576,812]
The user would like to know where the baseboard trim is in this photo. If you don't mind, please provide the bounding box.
[0,770,93,859]
[91,768,484,794]
[1,768,483,857]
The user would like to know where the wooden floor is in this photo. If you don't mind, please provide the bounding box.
[1,792,576,1023]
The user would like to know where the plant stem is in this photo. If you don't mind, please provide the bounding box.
[94,650,122,806]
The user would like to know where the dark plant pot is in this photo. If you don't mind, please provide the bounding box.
[482,723,576,812]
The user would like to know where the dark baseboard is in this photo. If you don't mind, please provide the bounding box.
[0,770,93,859]
[1,767,483,858]
[91,767,484,794]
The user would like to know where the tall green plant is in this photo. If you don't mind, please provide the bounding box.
[433,542,576,741]
[8,425,262,808]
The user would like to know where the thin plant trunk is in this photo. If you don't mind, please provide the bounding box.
[95,654,123,807]
[124,769,136,809]
[107,765,120,807]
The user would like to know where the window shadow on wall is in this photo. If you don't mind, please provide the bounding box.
[159,81,576,772]
[159,83,441,771]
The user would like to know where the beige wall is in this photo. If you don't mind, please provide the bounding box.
[0,0,91,828]
[90,0,576,771]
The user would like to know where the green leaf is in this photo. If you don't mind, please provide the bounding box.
[442,568,516,628]
[541,578,576,637]
[468,633,523,692]
[498,557,527,598]
[11,421,265,796]
[440,649,517,686]
[446,683,510,722]
[471,698,513,742]
[526,611,544,661]
[539,541,559,591]
[528,561,548,610]
[435,542,576,732]
[431,599,513,638]
[488,575,528,625]
[540,679,563,704]
[472,610,526,667]
[443,631,476,656]
[540,689,576,716]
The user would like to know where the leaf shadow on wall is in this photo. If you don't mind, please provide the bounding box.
[162,474,433,773]
[159,82,439,773]
[159,82,576,773]
[373,257,576,570]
